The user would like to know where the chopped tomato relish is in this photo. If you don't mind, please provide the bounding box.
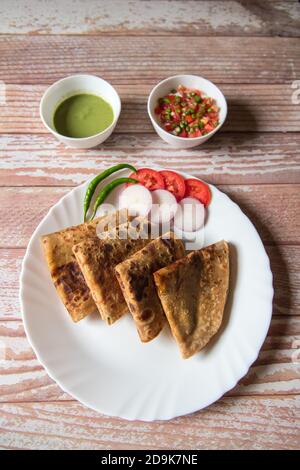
[154,85,220,138]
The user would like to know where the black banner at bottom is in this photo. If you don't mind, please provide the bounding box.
[0,449,298,465]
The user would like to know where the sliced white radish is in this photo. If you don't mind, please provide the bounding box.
[119,184,152,217]
[150,189,178,224]
[173,197,205,232]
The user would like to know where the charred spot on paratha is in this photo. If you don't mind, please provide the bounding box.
[128,272,149,302]
[54,261,90,300]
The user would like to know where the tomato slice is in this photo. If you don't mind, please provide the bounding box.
[188,129,202,138]
[204,123,214,133]
[185,115,194,123]
[164,122,173,132]
[159,170,186,201]
[184,178,211,207]
[127,168,165,191]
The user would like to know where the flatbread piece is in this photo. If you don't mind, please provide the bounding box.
[153,241,229,358]
[115,233,185,342]
[73,218,151,325]
[41,210,129,322]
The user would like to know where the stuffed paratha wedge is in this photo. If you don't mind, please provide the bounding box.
[115,233,185,342]
[153,241,229,358]
[73,218,151,325]
[41,209,129,322]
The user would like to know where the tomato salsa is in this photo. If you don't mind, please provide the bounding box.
[154,84,219,138]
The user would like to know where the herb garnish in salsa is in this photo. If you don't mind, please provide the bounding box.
[155,85,219,138]
[53,93,114,138]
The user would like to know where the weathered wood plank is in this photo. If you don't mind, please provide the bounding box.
[1,133,300,186]
[1,84,300,135]
[0,36,299,85]
[1,0,299,37]
[0,316,299,403]
[0,396,299,449]
[0,249,23,320]
[222,185,300,246]
[266,246,300,316]
[1,245,299,321]
[0,185,299,248]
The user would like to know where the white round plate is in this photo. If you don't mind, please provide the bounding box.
[20,168,273,421]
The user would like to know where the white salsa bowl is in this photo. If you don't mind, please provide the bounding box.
[148,74,227,149]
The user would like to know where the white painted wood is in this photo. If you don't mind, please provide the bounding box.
[0,133,299,186]
[0,37,298,84]
[0,0,299,37]
[0,397,299,449]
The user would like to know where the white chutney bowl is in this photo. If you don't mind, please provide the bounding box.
[40,74,121,149]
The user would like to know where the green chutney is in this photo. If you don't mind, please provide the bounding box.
[53,94,114,138]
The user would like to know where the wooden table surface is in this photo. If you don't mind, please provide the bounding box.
[0,0,300,450]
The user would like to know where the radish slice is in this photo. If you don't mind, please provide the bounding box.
[150,189,178,224]
[173,197,205,232]
[119,184,152,217]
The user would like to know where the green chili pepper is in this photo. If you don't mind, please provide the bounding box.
[90,177,138,221]
[83,163,136,222]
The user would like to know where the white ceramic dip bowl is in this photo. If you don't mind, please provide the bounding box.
[40,74,121,149]
[148,74,227,149]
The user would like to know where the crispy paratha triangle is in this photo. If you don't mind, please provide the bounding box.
[41,210,129,322]
[115,233,185,342]
[153,241,230,358]
[73,218,151,325]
